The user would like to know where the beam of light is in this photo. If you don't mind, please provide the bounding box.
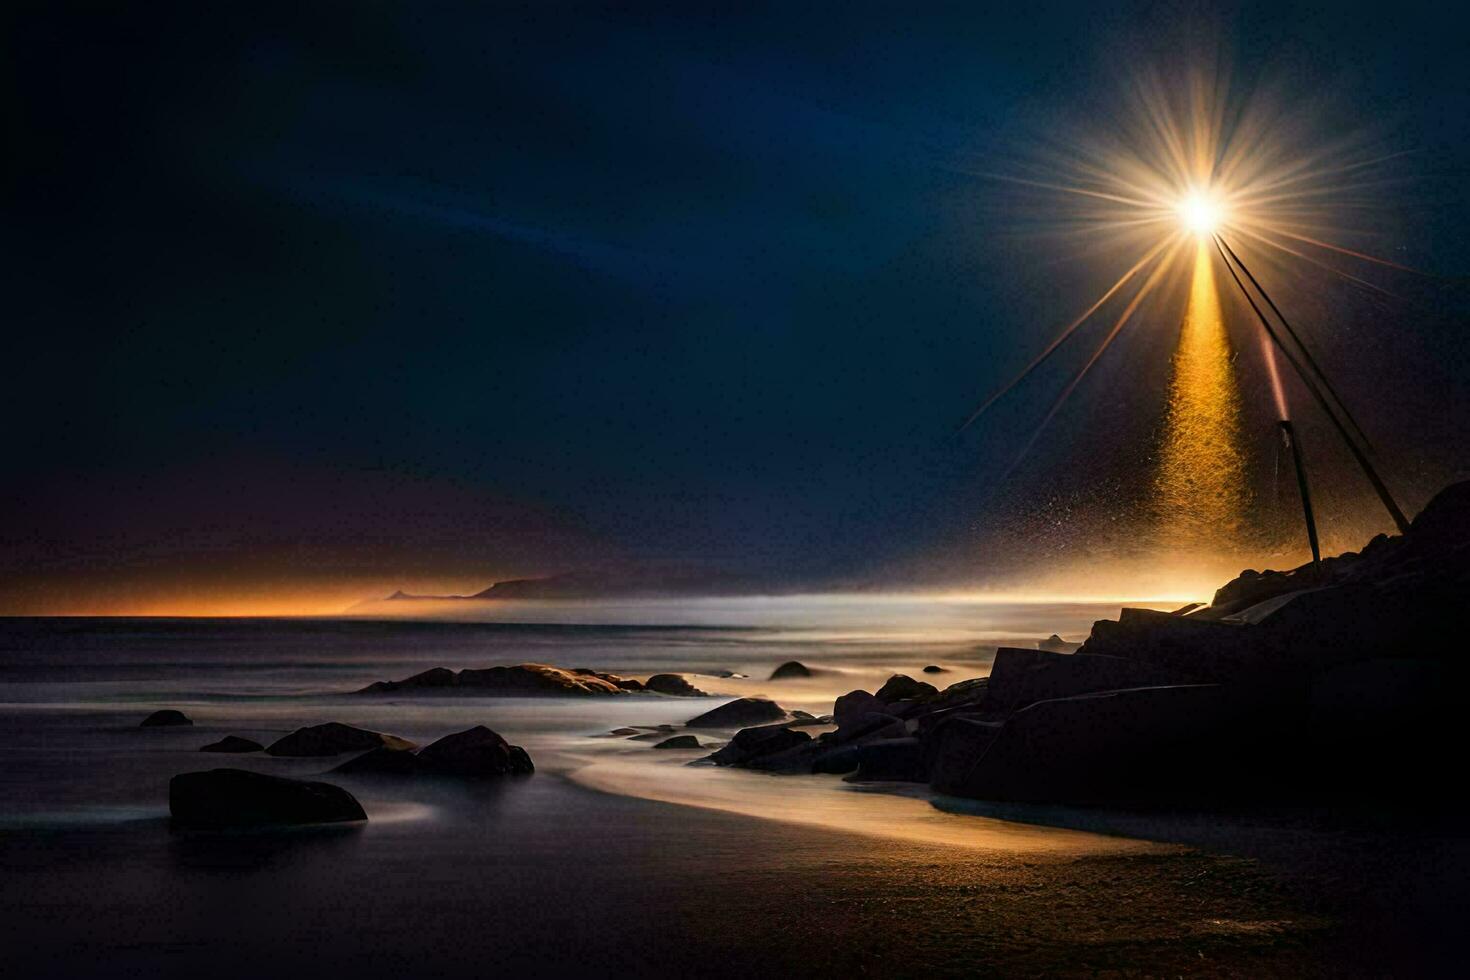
[1227,224,1402,299]
[1152,240,1249,552]
[999,237,1184,480]
[956,235,1175,434]
[958,51,1423,558]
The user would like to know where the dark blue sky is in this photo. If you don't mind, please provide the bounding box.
[4,2,1468,612]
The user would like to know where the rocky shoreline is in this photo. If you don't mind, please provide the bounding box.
[660,480,1470,813]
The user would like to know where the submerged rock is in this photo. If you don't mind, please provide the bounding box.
[644,673,708,696]
[922,665,947,674]
[361,663,638,696]
[266,722,416,757]
[416,726,534,777]
[141,709,192,728]
[685,697,788,729]
[652,734,701,750]
[169,768,366,829]
[199,735,263,753]
[769,660,813,679]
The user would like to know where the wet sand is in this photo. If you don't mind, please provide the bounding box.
[7,765,1466,978]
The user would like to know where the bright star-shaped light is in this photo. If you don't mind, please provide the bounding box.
[1179,192,1222,235]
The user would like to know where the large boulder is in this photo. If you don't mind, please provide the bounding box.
[1076,610,1250,681]
[706,724,811,767]
[769,661,813,679]
[644,673,707,696]
[169,769,366,829]
[938,684,1297,805]
[983,647,1183,713]
[199,735,263,753]
[266,722,416,757]
[360,663,636,696]
[415,726,534,777]
[686,697,788,729]
[926,715,1005,795]
[141,709,192,727]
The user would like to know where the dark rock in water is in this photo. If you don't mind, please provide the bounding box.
[199,735,263,753]
[769,660,813,680]
[416,726,534,777]
[875,674,938,703]
[332,746,420,775]
[707,724,811,766]
[850,737,925,782]
[266,722,416,757]
[361,663,638,696]
[141,709,192,728]
[1038,634,1082,653]
[652,735,701,750]
[685,697,788,729]
[169,768,366,829]
[644,673,707,696]
[603,727,641,737]
[713,669,747,679]
[922,665,946,674]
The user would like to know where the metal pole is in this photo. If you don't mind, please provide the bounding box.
[1216,234,1377,455]
[1279,420,1322,573]
[1211,234,1411,534]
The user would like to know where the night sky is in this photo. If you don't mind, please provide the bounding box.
[5,2,1468,614]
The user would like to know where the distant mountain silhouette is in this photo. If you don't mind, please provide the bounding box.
[372,566,773,604]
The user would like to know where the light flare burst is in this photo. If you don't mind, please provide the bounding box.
[959,60,1412,556]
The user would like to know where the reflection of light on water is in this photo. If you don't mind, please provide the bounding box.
[1154,241,1248,552]
[564,749,1160,856]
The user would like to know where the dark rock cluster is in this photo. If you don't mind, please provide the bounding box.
[700,480,1470,810]
[335,726,534,778]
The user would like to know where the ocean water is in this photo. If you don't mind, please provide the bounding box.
[0,600,1176,978]
[0,601,1169,837]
